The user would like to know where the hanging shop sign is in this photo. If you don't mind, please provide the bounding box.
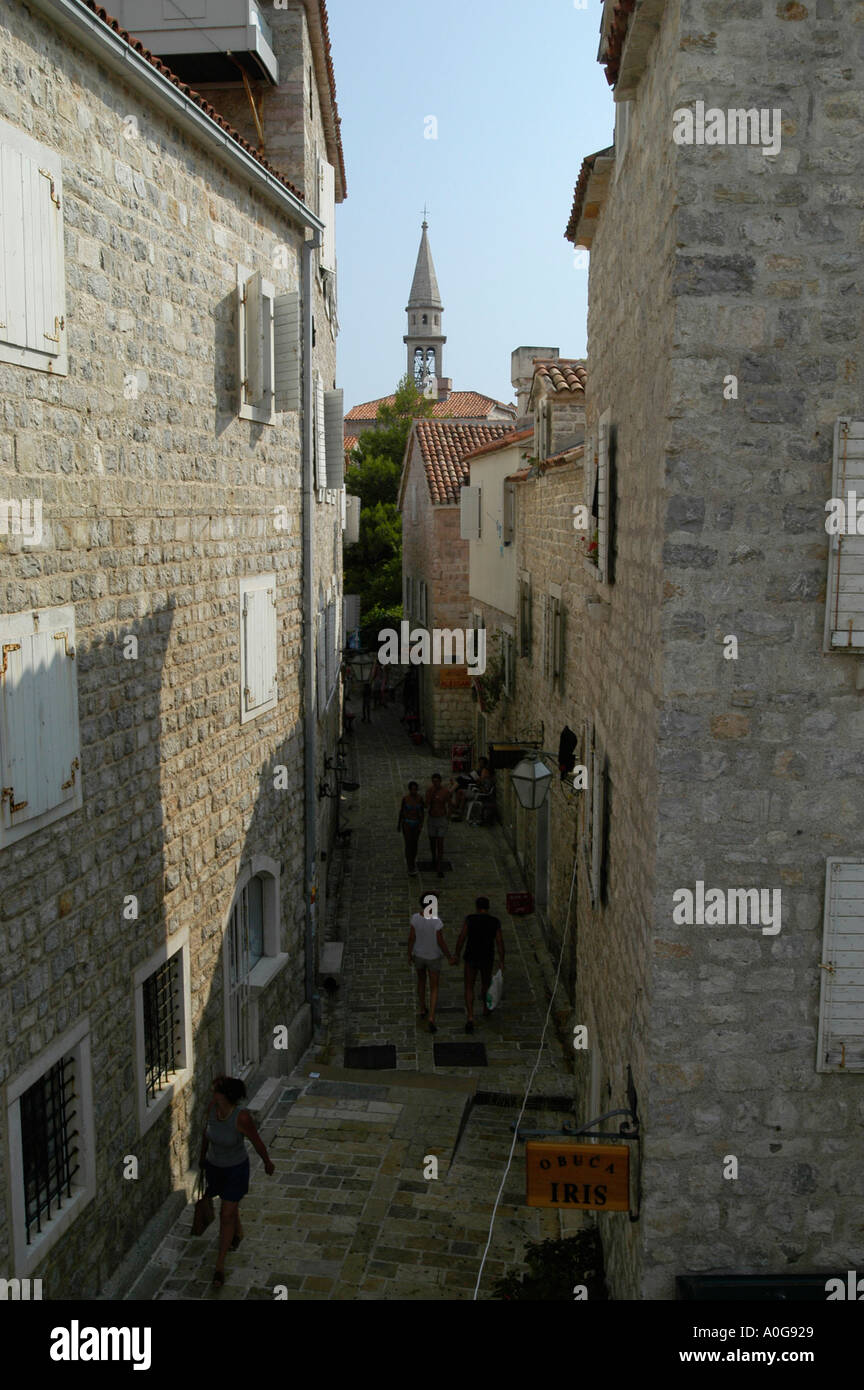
[525,1142,630,1211]
[439,665,471,688]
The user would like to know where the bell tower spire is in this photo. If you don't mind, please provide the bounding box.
[404,219,447,396]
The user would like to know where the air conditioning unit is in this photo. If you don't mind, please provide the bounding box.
[113,1,279,85]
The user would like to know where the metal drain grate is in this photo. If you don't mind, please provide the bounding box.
[344,1045,397,1069]
[433,1042,488,1067]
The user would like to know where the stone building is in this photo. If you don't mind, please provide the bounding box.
[0,0,346,1296]
[554,0,864,1299]
[465,356,586,967]
[398,419,517,753]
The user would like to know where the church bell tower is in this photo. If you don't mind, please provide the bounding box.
[404,220,448,396]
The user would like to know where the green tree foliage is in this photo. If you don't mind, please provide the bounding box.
[344,376,440,628]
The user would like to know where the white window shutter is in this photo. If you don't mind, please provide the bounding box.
[243,272,274,408]
[324,389,345,488]
[318,158,336,272]
[315,374,327,489]
[0,120,66,372]
[243,586,276,711]
[597,408,611,581]
[825,419,864,651]
[274,290,301,412]
[343,594,361,635]
[344,493,360,545]
[460,485,481,540]
[0,611,79,832]
[818,859,864,1072]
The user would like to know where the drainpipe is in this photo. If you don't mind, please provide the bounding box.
[302,229,322,1021]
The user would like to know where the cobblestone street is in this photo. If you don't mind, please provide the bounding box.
[132,705,581,1301]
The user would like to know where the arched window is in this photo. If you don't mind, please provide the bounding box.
[224,858,286,1075]
[422,314,428,325]
[414,347,425,384]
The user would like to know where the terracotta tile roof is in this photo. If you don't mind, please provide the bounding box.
[506,443,584,483]
[600,0,637,88]
[532,359,586,396]
[83,3,306,201]
[565,146,614,244]
[343,434,359,454]
[346,391,516,422]
[413,421,517,505]
[462,428,533,462]
[304,0,347,200]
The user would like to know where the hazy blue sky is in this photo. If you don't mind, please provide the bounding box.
[326,0,615,412]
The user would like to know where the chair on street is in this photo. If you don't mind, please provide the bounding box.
[465,783,496,826]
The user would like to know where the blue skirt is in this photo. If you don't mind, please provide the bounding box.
[205,1158,250,1202]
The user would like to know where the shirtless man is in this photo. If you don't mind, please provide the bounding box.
[424,773,451,878]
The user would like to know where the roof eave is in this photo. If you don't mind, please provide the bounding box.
[31,0,320,229]
[303,0,347,201]
[565,149,615,248]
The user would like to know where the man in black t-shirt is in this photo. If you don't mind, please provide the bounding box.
[453,896,505,1033]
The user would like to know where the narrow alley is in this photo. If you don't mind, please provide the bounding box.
[132,705,582,1300]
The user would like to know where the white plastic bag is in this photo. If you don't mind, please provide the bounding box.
[485,968,503,1012]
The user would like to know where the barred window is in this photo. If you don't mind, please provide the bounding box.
[20,1054,79,1246]
[143,955,181,1104]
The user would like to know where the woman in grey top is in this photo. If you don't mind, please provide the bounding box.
[200,1075,274,1287]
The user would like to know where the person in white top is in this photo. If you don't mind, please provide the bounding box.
[407,893,455,1034]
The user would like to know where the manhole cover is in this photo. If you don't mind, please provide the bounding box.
[344,1045,397,1069]
[434,1042,487,1067]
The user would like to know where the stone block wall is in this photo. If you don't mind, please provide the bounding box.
[0,4,332,1296]
[643,0,864,1300]
[574,0,681,1300]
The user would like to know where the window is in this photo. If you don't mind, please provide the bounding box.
[585,408,613,583]
[582,720,608,907]
[0,604,82,849]
[422,314,428,325]
[518,572,532,660]
[318,158,336,273]
[817,860,864,1072]
[224,859,288,1076]
[240,576,278,723]
[134,931,192,1134]
[418,580,429,628]
[0,118,67,375]
[237,265,275,424]
[825,419,864,652]
[324,388,345,489]
[501,628,514,697]
[314,373,327,489]
[503,481,516,545]
[317,596,339,714]
[7,1019,95,1275]
[344,493,360,545]
[546,586,564,688]
[460,485,482,541]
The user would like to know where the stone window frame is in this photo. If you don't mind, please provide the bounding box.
[133,930,193,1138]
[518,571,532,661]
[222,855,289,1077]
[583,408,612,585]
[500,625,515,697]
[6,1017,96,1277]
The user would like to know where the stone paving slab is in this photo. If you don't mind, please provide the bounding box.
[132,708,578,1300]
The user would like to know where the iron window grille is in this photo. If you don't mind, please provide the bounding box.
[20,1054,79,1245]
[143,955,181,1104]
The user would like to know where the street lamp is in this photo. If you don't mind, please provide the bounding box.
[511,754,554,811]
[345,649,375,683]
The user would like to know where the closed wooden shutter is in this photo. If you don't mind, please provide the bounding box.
[274,290,301,412]
[0,119,66,371]
[318,158,336,273]
[460,485,481,540]
[243,585,276,713]
[597,409,611,581]
[817,859,864,1072]
[503,481,516,544]
[0,609,79,832]
[314,374,327,490]
[825,419,864,651]
[344,493,360,545]
[324,389,345,488]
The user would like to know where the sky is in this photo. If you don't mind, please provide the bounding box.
[326,0,615,412]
